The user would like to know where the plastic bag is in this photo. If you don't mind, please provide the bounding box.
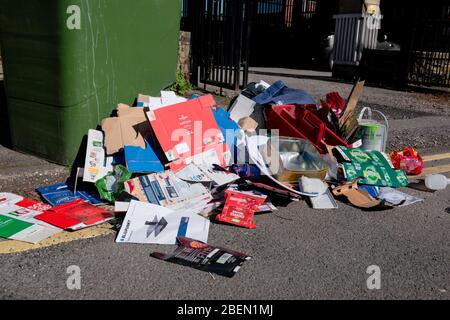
[95,165,132,203]
[390,148,424,176]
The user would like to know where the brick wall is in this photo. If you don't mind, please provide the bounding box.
[178,31,191,80]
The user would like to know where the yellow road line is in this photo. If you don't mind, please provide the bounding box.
[421,163,450,176]
[410,163,450,179]
[422,153,450,162]
[0,224,115,255]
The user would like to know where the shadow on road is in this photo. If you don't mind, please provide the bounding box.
[0,79,12,148]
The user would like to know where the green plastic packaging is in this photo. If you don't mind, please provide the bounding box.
[95,165,132,203]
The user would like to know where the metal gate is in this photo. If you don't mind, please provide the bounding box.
[191,0,250,90]
[381,0,450,88]
[406,0,450,87]
[190,0,337,89]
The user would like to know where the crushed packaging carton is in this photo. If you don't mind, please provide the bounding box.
[102,104,165,173]
[0,195,62,241]
[83,129,113,183]
[0,196,55,227]
[151,237,251,278]
[124,140,164,173]
[0,193,24,206]
[0,214,61,244]
[175,163,240,187]
[124,170,213,212]
[334,146,409,188]
[216,188,267,229]
[228,94,256,122]
[35,199,113,231]
[339,80,365,142]
[332,179,381,208]
[101,104,151,155]
[12,198,52,212]
[36,183,105,206]
[211,106,240,150]
[146,95,227,171]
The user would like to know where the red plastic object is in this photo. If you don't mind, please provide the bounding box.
[216,189,266,229]
[390,148,424,176]
[326,92,346,118]
[266,105,350,154]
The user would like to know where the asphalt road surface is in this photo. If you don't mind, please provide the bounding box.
[0,71,449,300]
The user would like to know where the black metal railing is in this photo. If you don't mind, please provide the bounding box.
[180,0,193,31]
[381,0,450,88]
[187,0,337,88]
[407,1,450,87]
[191,0,250,90]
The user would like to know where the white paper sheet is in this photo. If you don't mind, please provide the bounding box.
[116,201,210,245]
[176,163,240,187]
[149,91,187,110]
[229,94,256,122]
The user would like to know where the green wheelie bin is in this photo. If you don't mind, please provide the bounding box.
[0,0,181,165]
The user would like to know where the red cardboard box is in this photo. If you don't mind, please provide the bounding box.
[35,199,113,231]
[146,95,227,171]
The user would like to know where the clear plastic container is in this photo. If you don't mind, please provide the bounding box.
[261,136,329,186]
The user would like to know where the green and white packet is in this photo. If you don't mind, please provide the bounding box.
[0,214,60,244]
[335,146,409,188]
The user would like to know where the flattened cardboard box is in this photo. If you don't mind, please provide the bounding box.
[83,129,113,183]
[124,171,213,211]
[146,95,227,171]
[101,104,151,155]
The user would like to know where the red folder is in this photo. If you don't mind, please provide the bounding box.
[35,200,113,230]
[147,95,227,171]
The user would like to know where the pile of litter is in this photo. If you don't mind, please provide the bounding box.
[1,81,446,277]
